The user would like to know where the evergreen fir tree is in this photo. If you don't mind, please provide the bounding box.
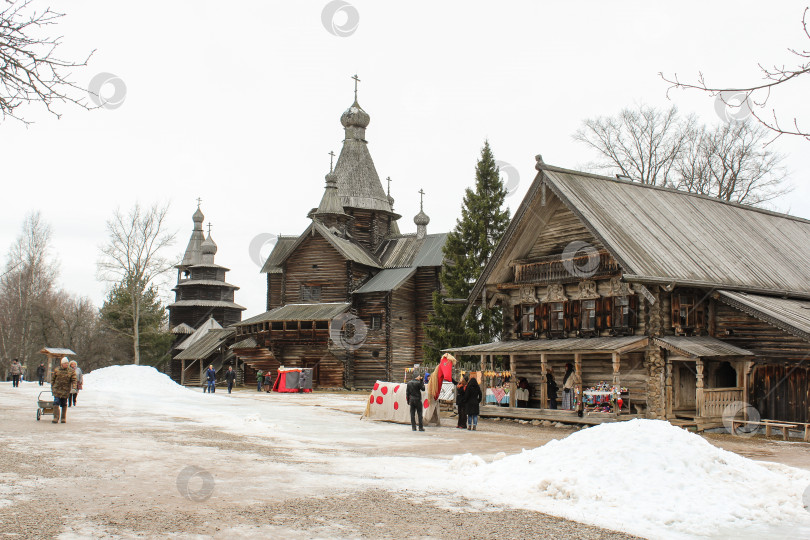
[423,141,511,361]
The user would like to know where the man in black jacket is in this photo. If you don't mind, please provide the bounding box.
[225,366,237,394]
[406,374,426,432]
[36,363,46,386]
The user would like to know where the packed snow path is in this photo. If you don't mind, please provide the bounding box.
[1,366,809,539]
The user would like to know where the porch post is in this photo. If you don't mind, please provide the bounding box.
[480,354,486,406]
[665,358,673,419]
[743,361,754,421]
[540,353,548,409]
[509,354,517,408]
[181,359,186,385]
[696,358,705,418]
[612,352,621,418]
[574,353,583,413]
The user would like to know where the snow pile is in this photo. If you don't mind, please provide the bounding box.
[449,419,810,538]
[84,365,194,398]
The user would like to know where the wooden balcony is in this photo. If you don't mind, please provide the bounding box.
[513,250,619,284]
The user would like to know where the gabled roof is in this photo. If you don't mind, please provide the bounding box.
[260,236,299,274]
[39,347,76,356]
[175,328,235,361]
[267,221,382,270]
[353,267,416,294]
[467,162,810,315]
[175,318,223,351]
[653,336,753,358]
[171,323,196,335]
[234,302,351,326]
[376,233,448,268]
[716,290,810,342]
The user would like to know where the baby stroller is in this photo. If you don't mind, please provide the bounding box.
[36,391,55,421]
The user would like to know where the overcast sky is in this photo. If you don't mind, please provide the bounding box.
[2,0,808,318]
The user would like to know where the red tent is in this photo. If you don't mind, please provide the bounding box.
[272,367,314,393]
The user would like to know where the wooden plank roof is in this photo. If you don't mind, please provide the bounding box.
[376,233,448,268]
[444,336,648,355]
[716,290,810,342]
[175,328,235,361]
[467,162,810,315]
[39,347,77,356]
[653,336,753,358]
[260,236,299,274]
[234,302,351,326]
[166,299,246,310]
[353,267,416,294]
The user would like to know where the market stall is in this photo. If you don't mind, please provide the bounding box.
[271,367,314,393]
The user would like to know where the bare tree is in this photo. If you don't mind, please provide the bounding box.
[673,121,789,205]
[661,7,810,142]
[0,0,94,123]
[97,203,176,365]
[573,104,697,186]
[574,105,790,206]
[0,212,58,376]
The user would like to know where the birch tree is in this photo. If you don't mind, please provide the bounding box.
[97,203,176,365]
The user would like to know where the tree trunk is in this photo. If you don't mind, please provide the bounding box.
[133,294,140,366]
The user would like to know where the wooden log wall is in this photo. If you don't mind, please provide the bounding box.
[526,204,604,259]
[390,277,416,381]
[714,302,810,361]
[283,235,348,304]
[191,268,227,281]
[352,291,388,387]
[275,344,344,388]
[414,267,438,365]
[347,210,391,252]
[266,274,283,310]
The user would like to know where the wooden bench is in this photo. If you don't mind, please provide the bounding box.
[731,419,810,441]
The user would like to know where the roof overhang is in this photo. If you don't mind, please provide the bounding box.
[653,336,754,358]
[715,290,810,342]
[444,336,648,355]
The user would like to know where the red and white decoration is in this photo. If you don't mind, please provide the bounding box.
[361,380,441,426]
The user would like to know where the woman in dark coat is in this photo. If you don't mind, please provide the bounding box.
[464,377,482,430]
[455,377,468,428]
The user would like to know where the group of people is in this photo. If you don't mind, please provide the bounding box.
[255,370,273,393]
[202,365,238,394]
[49,357,83,423]
[454,376,482,430]
[545,363,582,411]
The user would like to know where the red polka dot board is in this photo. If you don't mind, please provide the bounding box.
[361,380,441,426]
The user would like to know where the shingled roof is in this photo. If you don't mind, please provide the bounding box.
[467,162,810,314]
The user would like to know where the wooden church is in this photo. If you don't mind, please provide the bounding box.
[167,205,245,384]
[232,86,447,389]
[446,156,810,430]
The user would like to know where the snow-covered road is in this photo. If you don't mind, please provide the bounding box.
[1,366,809,539]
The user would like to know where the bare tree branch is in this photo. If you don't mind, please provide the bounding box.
[0,0,95,124]
[661,7,810,142]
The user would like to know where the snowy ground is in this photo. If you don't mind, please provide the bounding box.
[1,366,809,539]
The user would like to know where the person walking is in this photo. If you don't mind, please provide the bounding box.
[205,365,216,393]
[37,363,46,386]
[455,377,468,429]
[50,357,76,423]
[68,360,82,407]
[225,366,237,394]
[464,377,482,430]
[9,359,22,387]
[256,370,263,392]
[264,372,272,393]
[546,368,558,410]
[406,373,426,432]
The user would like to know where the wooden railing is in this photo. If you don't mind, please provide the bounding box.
[513,250,618,284]
[700,387,743,418]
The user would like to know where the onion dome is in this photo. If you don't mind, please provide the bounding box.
[414,209,430,227]
[340,100,370,129]
[192,206,204,226]
[201,234,217,256]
